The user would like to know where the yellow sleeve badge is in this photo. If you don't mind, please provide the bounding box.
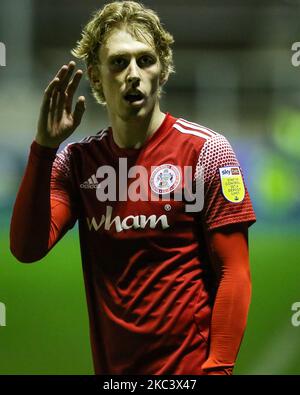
[219,166,245,203]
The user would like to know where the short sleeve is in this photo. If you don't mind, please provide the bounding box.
[51,145,78,211]
[194,134,256,231]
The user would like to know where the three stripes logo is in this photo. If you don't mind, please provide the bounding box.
[80,174,99,189]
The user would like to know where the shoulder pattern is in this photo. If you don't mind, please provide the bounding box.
[194,133,239,184]
[173,118,218,140]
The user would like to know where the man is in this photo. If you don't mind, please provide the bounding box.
[10,1,256,375]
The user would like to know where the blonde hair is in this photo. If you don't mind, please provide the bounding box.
[71,1,175,104]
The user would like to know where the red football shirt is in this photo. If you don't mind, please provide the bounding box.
[49,112,256,374]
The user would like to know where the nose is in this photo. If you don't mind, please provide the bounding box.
[126,59,140,86]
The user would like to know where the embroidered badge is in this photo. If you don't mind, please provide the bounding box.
[219,166,245,203]
[150,164,181,195]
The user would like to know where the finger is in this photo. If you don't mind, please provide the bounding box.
[44,64,69,97]
[44,77,60,98]
[41,64,69,114]
[50,89,59,123]
[57,61,76,93]
[73,96,86,127]
[65,70,83,113]
[55,91,66,122]
[53,64,69,80]
[40,78,60,122]
[54,62,76,119]
[39,64,70,130]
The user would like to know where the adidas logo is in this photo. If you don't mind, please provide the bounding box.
[80,174,99,189]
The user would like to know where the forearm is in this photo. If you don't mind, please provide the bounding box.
[10,142,59,262]
[203,266,251,373]
[201,224,252,375]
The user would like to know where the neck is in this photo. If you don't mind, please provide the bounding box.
[108,103,165,149]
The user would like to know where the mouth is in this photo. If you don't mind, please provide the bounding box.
[123,91,145,104]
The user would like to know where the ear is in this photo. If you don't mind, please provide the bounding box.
[88,65,101,89]
[159,72,169,87]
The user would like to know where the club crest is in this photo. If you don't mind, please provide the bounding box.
[150,164,181,195]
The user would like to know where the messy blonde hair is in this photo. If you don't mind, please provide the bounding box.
[71,0,175,105]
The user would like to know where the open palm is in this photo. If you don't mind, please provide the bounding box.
[36,61,86,148]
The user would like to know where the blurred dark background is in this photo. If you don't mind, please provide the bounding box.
[0,0,300,374]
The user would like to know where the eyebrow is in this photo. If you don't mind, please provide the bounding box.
[107,50,157,60]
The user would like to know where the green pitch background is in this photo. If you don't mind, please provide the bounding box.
[1,227,300,375]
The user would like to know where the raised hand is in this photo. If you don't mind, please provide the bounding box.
[35,61,86,148]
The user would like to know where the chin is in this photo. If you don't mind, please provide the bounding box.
[122,103,153,119]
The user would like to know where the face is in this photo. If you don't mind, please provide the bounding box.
[93,28,163,121]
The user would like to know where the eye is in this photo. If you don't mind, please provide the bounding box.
[138,55,156,68]
[110,57,128,69]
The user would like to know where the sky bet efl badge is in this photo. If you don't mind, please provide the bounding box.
[150,164,181,195]
[219,166,245,203]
